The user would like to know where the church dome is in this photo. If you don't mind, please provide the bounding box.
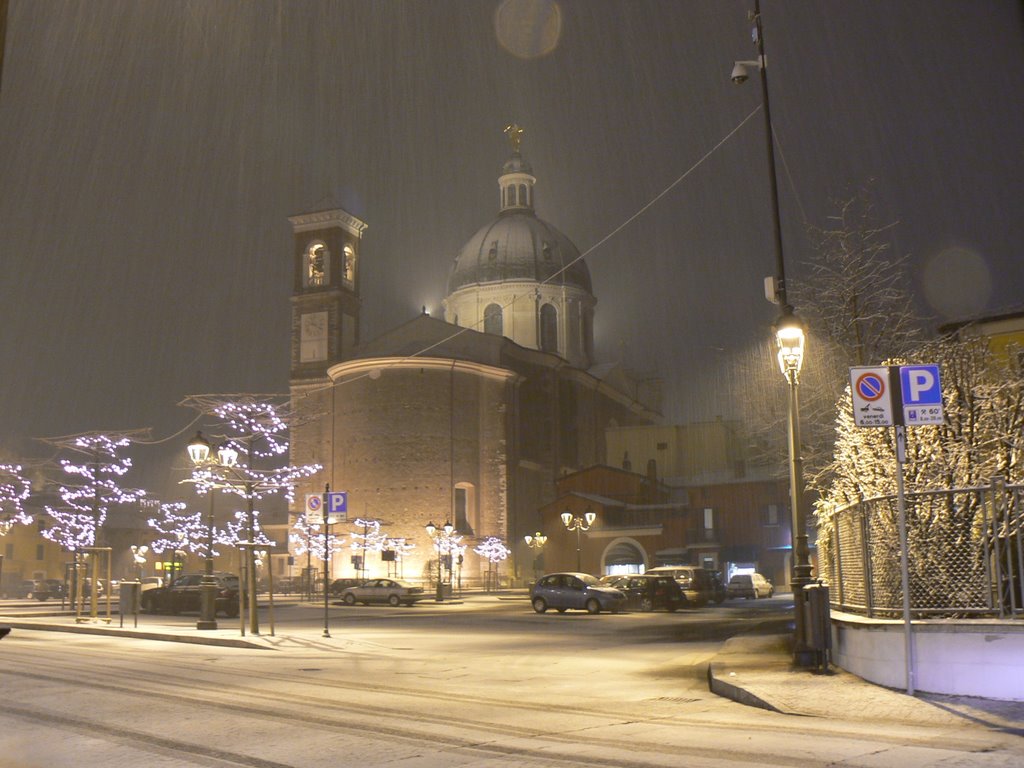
[444,125,596,370]
[447,211,592,294]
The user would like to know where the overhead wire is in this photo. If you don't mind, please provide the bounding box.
[141,104,766,443]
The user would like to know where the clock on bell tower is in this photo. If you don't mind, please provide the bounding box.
[288,205,368,383]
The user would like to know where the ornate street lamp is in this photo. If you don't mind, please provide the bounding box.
[732,0,814,665]
[425,520,454,602]
[187,431,220,630]
[560,509,596,572]
[523,531,548,581]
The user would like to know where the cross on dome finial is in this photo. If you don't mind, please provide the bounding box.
[504,123,524,153]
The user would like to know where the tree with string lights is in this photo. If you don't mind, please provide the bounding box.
[40,431,148,552]
[473,536,511,592]
[289,513,346,563]
[0,463,33,535]
[180,395,320,633]
[146,501,211,581]
[349,517,389,579]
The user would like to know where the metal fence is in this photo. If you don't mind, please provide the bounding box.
[823,479,1024,618]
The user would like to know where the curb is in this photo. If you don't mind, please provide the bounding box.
[0,620,270,649]
[707,661,788,714]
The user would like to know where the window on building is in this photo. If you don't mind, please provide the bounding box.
[764,504,779,526]
[342,245,355,285]
[454,484,477,537]
[305,242,328,287]
[484,304,503,336]
[36,544,44,561]
[540,303,558,353]
[4,542,12,558]
[518,184,528,206]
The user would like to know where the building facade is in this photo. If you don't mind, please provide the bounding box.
[288,130,659,587]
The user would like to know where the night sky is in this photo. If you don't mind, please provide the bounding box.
[1,1,1022,497]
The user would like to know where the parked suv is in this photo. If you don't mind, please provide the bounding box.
[645,566,714,606]
[609,574,687,612]
[140,573,241,617]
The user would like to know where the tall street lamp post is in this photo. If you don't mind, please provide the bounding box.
[732,0,814,665]
[523,531,547,581]
[560,509,596,572]
[187,431,227,631]
[425,520,453,602]
[187,431,263,634]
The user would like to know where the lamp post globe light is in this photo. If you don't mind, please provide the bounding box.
[732,0,814,665]
[425,520,454,602]
[560,509,596,572]
[523,531,547,581]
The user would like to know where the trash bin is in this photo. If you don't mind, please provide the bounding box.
[119,581,141,627]
[802,581,831,670]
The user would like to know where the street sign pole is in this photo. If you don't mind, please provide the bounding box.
[893,425,915,695]
[850,362,943,696]
[323,484,331,639]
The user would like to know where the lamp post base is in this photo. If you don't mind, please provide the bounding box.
[197,578,219,631]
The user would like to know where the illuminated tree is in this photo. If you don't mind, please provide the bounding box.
[473,537,511,591]
[217,508,276,550]
[350,518,390,578]
[40,431,147,551]
[180,395,320,631]
[147,502,211,557]
[290,513,346,562]
[0,464,33,535]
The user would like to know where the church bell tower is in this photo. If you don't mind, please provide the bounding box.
[288,206,368,382]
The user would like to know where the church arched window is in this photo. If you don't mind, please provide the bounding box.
[305,242,329,287]
[540,303,558,353]
[518,184,528,207]
[484,304,503,336]
[454,483,477,537]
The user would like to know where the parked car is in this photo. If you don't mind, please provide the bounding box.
[609,574,687,612]
[329,577,366,596]
[33,579,66,601]
[338,578,425,606]
[530,572,626,614]
[273,576,301,594]
[708,571,728,604]
[727,572,774,599]
[645,566,714,606]
[140,573,241,617]
[13,580,37,599]
[140,576,164,592]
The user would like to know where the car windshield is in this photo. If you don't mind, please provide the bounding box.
[731,575,752,585]
[578,574,601,586]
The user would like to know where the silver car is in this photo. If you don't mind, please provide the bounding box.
[727,572,774,599]
[339,578,425,606]
[530,572,626,614]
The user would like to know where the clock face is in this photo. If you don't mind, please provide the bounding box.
[300,311,328,362]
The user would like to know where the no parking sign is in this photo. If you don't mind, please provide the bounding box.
[304,493,324,524]
[850,366,894,427]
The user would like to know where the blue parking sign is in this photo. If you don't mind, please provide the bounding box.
[899,365,943,425]
[326,491,348,518]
